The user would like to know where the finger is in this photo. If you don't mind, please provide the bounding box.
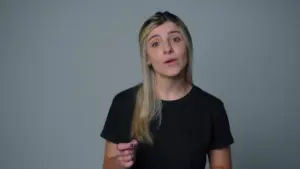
[116,149,132,163]
[117,142,133,151]
[117,140,138,151]
[117,154,132,163]
[121,154,134,162]
[122,160,134,168]
[130,139,138,148]
[120,149,134,156]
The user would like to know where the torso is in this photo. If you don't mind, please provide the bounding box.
[126,84,216,169]
[101,83,233,169]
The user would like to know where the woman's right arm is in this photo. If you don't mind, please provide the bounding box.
[103,141,124,169]
[101,92,138,169]
[103,140,138,169]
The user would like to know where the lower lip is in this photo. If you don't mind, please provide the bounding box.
[165,60,177,64]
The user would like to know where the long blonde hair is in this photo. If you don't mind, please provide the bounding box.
[131,11,194,144]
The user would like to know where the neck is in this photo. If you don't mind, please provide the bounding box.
[155,73,192,101]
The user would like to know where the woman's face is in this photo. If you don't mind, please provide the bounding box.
[146,21,188,78]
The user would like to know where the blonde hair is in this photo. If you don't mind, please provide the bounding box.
[131,11,194,144]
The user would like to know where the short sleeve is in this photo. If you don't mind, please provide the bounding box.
[209,101,234,150]
[100,94,125,144]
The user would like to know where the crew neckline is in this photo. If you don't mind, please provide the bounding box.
[160,84,195,104]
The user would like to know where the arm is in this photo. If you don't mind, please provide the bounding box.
[101,92,138,169]
[101,94,127,169]
[208,146,232,169]
[103,141,125,169]
[208,101,234,169]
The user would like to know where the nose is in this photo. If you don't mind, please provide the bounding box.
[163,41,173,54]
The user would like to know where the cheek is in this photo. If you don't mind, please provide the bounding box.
[180,54,188,68]
[147,49,162,64]
[175,47,188,68]
[175,45,188,60]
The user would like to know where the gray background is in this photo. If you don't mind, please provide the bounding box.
[1,0,299,169]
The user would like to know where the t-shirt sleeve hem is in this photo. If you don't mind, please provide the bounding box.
[209,138,234,150]
[100,131,120,144]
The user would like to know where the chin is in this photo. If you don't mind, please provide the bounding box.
[161,69,184,78]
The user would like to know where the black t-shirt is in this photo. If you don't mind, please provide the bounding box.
[100,84,234,169]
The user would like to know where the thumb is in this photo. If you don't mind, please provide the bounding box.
[117,142,132,151]
[130,139,138,149]
[117,139,138,151]
[126,139,139,150]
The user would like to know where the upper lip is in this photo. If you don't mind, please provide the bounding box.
[164,58,177,63]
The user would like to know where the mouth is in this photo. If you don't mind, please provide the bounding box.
[164,58,177,64]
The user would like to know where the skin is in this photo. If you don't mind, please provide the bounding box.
[103,139,138,169]
[209,147,232,169]
[103,21,232,169]
[146,21,188,78]
[146,21,191,100]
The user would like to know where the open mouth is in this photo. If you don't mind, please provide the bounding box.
[164,58,177,64]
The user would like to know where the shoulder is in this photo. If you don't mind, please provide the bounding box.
[112,83,141,103]
[106,83,141,117]
[101,83,141,143]
[191,84,224,107]
[191,84,232,125]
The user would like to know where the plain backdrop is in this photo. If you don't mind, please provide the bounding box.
[0,0,299,169]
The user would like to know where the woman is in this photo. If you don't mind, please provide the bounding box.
[100,11,234,169]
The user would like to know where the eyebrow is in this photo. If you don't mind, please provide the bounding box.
[147,30,181,42]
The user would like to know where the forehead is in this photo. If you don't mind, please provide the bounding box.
[148,21,181,38]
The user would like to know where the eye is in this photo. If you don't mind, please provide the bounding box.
[151,41,159,47]
[173,36,181,42]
